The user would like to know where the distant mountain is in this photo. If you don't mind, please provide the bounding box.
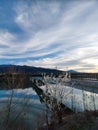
[67,70,79,74]
[0,65,64,74]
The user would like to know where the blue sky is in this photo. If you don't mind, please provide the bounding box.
[0,0,98,72]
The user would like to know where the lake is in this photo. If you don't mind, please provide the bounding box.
[0,88,46,130]
[0,81,98,129]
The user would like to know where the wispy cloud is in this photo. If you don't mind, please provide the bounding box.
[0,0,98,72]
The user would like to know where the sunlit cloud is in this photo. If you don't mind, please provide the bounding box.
[0,0,98,72]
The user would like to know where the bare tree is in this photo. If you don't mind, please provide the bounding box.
[42,73,73,125]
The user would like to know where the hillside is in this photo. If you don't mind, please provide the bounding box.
[0,65,64,74]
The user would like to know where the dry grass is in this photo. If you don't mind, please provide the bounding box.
[56,110,98,130]
[37,110,98,130]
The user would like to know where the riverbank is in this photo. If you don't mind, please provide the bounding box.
[38,110,98,130]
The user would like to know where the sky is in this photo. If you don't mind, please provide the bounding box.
[0,0,98,72]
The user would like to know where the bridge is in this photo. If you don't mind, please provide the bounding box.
[71,73,98,81]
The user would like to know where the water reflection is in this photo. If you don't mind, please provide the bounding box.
[62,86,98,112]
[0,84,98,129]
[40,83,98,112]
[0,88,45,129]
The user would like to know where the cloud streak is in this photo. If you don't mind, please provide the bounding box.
[0,0,98,72]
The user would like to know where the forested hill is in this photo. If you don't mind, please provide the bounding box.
[0,65,64,74]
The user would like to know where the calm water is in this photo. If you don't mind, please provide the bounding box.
[0,88,46,129]
[40,83,98,112]
[0,83,98,129]
[64,86,98,112]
